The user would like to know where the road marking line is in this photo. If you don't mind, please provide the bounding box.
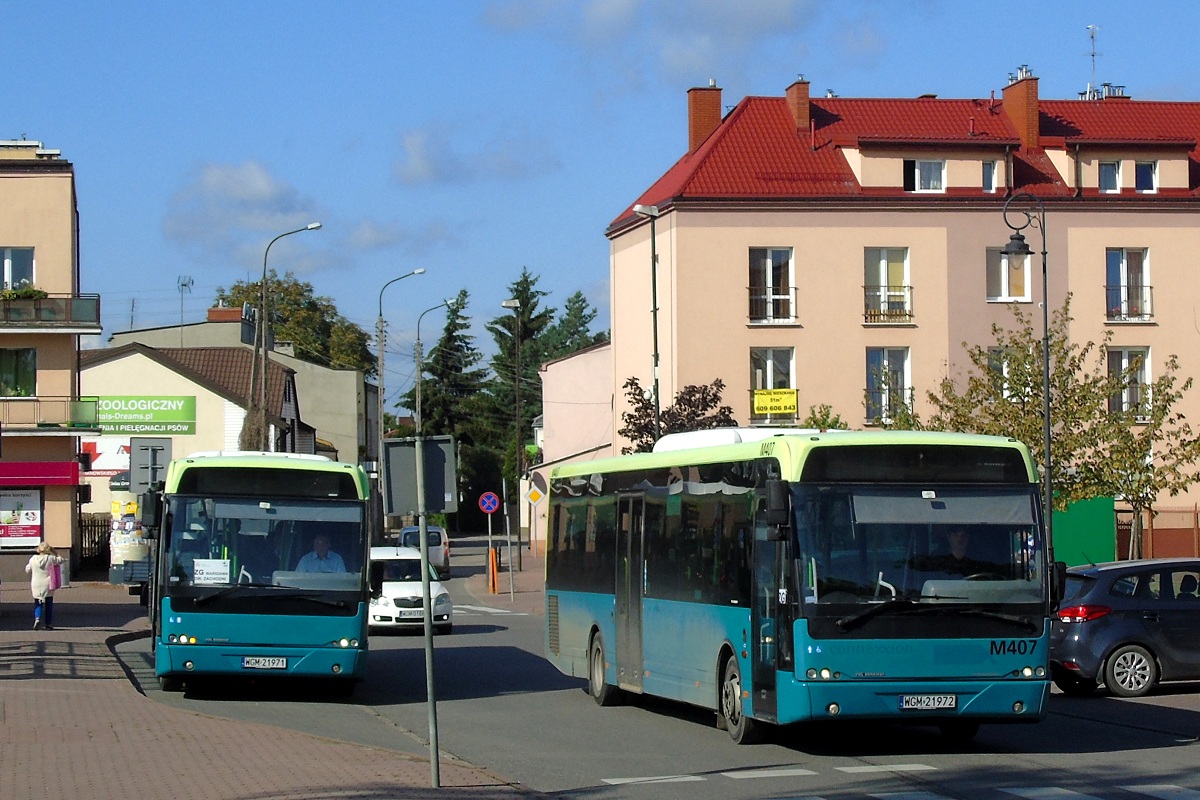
[602,775,706,785]
[721,767,818,779]
[1122,787,1200,800]
[1002,789,1102,800]
[838,764,937,774]
[455,605,527,615]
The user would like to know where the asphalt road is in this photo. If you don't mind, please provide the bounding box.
[116,536,1200,800]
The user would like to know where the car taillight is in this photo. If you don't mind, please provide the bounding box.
[1057,604,1111,623]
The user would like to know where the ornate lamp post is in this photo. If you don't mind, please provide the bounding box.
[1002,193,1053,550]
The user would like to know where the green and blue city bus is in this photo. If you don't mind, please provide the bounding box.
[142,452,374,694]
[544,429,1062,743]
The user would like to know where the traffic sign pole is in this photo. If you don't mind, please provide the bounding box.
[479,491,501,594]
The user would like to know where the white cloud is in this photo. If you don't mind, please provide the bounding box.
[164,161,326,270]
[394,125,560,186]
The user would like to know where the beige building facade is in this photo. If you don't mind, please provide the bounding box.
[566,69,1200,509]
[0,140,102,578]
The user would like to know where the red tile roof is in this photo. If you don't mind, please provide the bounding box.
[611,89,1200,231]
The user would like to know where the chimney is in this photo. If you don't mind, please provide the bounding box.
[1002,66,1040,149]
[687,79,722,153]
[207,307,242,323]
[786,76,811,132]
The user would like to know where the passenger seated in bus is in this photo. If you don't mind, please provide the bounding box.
[295,534,347,573]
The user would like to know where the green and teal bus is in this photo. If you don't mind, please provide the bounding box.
[544,429,1061,743]
[143,452,374,694]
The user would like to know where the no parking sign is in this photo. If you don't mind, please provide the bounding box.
[479,491,500,514]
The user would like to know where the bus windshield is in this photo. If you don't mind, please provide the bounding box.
[164,495,366,594]
[794,484,1044,607]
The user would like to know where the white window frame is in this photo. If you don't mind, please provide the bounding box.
[1105,247,1151,321]
[750,347,795,423]
[748,247,795,323]
[985,248,1030,302]
[864,247,910,321]
[0,247,35,289]
[1135,161,1157,193]
[982,161,997,193]
[1098,161,1121,193]
[865,346,910,424]
[916,159,945,192]
[1108,347,1150,421]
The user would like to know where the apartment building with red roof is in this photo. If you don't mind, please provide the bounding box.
[561,66,1200,512]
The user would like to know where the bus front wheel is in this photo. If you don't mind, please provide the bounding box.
[720,657,761,744]
[588,635,619,706]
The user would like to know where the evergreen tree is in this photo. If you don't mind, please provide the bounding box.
[405,290,488,436]
[541,290,609,360]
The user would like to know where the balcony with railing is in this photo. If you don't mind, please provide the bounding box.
[0,293,102,333]
[0,396,100,434]
[748,288,797,324]
[1105,284,1153,322]
[864,285,914,324]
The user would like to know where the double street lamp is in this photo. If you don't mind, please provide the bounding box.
[376,268,426,468]
[253,222,321,451]
[1001,193,1053,549]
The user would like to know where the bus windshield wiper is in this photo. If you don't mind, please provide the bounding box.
[836,598,919,632]
[193,583,270,606]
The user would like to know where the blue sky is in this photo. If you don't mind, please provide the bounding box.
[9,1,1199,403]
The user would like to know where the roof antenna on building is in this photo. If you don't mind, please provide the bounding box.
[1085,25,1102,99]
[177,275,194,346]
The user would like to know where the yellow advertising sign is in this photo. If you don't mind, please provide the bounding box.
[753,388,798,415]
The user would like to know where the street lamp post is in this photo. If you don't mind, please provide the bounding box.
[632,204,662,441]
[376,268,426,468]
[1001,193,1053,552]
[253,222,322,451]
[501,298,523,571]
[414,299,449,788]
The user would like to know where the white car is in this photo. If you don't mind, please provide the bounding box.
[368,546,453,634]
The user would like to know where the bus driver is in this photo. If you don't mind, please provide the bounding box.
[296,534,347,573]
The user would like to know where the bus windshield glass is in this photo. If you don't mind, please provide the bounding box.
[164,495,366,594]
[794,484,1044,608]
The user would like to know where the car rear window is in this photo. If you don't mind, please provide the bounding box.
[401,530,441,547]
[1062,575,1094,603]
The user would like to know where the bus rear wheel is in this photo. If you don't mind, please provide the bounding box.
[589,635,619,706]
[720,657,761,744]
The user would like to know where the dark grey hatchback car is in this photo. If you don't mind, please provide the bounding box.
[1050,558,1200,697]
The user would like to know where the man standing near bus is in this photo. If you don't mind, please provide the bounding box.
[296,534,346,573]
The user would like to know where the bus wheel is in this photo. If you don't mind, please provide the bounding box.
[589,635,619,706]
[720,657,761,744]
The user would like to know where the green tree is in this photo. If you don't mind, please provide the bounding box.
[800,404,849,430]
[541,290,609,360]
[1087,352,1200,558]
[486,268,554,481]
[404,290,488,436]
[216,270,375,376]
[619,376,737,454]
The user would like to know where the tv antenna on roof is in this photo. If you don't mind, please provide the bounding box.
[1086,25,1101,97]
[177,275,194,346]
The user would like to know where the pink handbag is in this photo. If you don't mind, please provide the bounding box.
[48,561,62,591]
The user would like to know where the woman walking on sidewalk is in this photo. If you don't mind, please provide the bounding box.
[25,542,64,630]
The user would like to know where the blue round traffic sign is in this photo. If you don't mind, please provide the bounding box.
[479,491,500,514]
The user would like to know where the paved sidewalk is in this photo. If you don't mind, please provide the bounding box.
[0,553,547,800]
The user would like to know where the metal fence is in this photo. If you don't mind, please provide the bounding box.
[79,513,110,571]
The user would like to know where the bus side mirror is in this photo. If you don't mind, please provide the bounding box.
[1051,561,1068,606]
[766,479,790,529]
[369,561,385,598]
[138,491,162,538]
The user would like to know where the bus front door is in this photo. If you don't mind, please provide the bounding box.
[616,494,644,692]
[750,532,786,722]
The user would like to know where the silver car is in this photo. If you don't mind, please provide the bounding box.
[397,525,450,577]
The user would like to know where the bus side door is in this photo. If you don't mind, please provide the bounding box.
[616,493,645,692]
[751,526,791,722]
